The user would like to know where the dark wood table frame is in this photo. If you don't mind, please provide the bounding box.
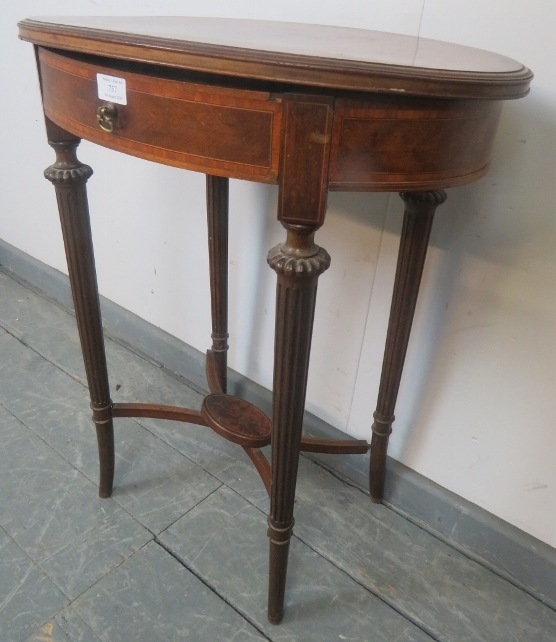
[19,17,531,624]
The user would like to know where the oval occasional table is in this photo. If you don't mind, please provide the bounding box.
[18,17,532,624]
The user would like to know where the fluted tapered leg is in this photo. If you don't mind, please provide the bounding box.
[44,137,114,498]
[265,95,334,624]
[267,226,330,623]
[206,175,229,393]
[370,190,447,503]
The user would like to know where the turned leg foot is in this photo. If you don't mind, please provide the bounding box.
[206,174,229,394]
[92,402,116,498]
[267,518,294,624]
[370,190,447,503]
[267,227,330,622]
[45,129,114,497]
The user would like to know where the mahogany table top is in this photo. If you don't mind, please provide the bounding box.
[19,17,532,99]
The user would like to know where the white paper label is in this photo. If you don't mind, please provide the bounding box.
[96,73,127,105]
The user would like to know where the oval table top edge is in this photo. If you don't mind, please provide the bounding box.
[18,17,533,100]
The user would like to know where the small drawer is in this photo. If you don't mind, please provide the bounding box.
[39,48,283,183]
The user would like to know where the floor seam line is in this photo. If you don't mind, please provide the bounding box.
[153,483,441,641]
[0,402,108,499]
[293,531,441,641]
[0,325,93,394]
[0,264,209,393]
[67,538,154,609]
[153,537,274,641]
[126,415,268,499]
[0,524,72,642]
[0,347,228,541]
[382,499,556,614]
[206,485,441,640]
[154,483,225,538]
[301,450,556,612]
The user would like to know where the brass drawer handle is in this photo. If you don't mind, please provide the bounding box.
[96,103,117,133]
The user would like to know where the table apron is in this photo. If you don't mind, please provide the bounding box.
[38,47,503,192]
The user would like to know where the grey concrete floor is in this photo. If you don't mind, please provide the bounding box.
[0,268,555,642]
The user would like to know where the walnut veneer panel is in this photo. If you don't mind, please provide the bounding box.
[39,48,505,191]
[39,49,282,183]
[328,97,502,191]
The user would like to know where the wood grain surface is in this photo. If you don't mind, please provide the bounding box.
[37,47,507,191]
[20,17,532,99]
[39,49,282,183]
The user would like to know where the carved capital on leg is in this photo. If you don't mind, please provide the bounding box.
[400,189,447,210]
[267,226,331,278]
[44,141,93,185]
